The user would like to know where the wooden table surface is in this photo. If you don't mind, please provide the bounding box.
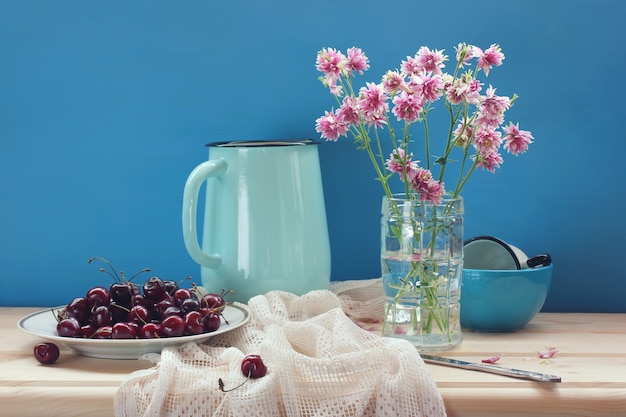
[1,307,625,417]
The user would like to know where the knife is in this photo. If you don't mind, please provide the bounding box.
[421,354,561,383]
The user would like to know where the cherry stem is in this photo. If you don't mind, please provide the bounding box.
[218,369,252,392]
[89,257,121,282]
[126,268,151,282]
[88,257,150,283]
[190,281,203,298]
[178,275,192,287]
[99,267,118,281]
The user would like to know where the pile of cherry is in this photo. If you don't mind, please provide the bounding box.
[34,257,270,384]
[54,258,229,341]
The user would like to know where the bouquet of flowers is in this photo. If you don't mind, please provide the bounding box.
[315,43,533,201]
[315,43,534,348]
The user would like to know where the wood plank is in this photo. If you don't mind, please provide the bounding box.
[2,307,625,416]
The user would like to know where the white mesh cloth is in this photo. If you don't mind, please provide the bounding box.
[114,279,447,417]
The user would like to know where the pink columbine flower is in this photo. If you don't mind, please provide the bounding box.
[315,109,348,141]
[420,178,446,204]
[409,167,446,204]
[445,72,482,105]
[316,48,345,75]
[445,80,464,105]
[503,122,534,155]
[476,86,511,128]
[336,96,360,126]
[413,72,444,103]
[316,47,346,88]
[465,78,482,105]
[401,55,422,76]
[415,46,447,75]
[386,148,418,177]
[382,70,406,95]
[473,127,503,152]
[477,44,504,76]
[482,355,502,364]
[455,43,477,67]
[345,47,369,75]
[392,91,423,123]
[474,148,504,173]
[408,167,432,196]
[356,82,389,127]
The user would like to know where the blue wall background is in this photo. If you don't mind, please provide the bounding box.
[1,0,625,312]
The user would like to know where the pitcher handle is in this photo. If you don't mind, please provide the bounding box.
[182,159,228,269]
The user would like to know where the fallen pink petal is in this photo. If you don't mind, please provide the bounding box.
[537,347,558,359]
[482,355,502,364]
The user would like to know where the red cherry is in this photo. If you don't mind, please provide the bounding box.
[57,317,81,338]
[162,306,182,319]
[131,293,149,308]
[80,324,96,338]
[110,282,134,307]
[128,305,151,325]
[143,276,166,302]
[33,342,60,364]
[184,311,204,335]
[152,296,175,320]
[92,326,113,339]
[219,354,268,392]
[241,354,267,379]
[109,302,129,323]
[112,322,137,339]
[91,305,112,328]
[163,279,179,296]
[86,286,111,309]
[161,315,185,337]
[180,297,200,314]
[64,297,90,325]
[139,322,162,339]
[173,288,194,307]
[201,293,225,311]
[203,312,221,333]
[128,321,140,334]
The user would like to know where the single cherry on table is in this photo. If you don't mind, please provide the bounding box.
[33,342,60,364]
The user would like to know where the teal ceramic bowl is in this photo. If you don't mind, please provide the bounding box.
[460,264,553,332]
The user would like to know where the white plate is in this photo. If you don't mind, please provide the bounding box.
[18,305,250,360]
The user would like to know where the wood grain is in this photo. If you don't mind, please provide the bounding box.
[1,308,625,416]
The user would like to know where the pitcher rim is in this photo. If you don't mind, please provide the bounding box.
[207,139,319,148]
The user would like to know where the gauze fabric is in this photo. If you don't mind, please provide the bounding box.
[114,279,446,417]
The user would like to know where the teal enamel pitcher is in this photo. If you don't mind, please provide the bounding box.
[182,140,331,303]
